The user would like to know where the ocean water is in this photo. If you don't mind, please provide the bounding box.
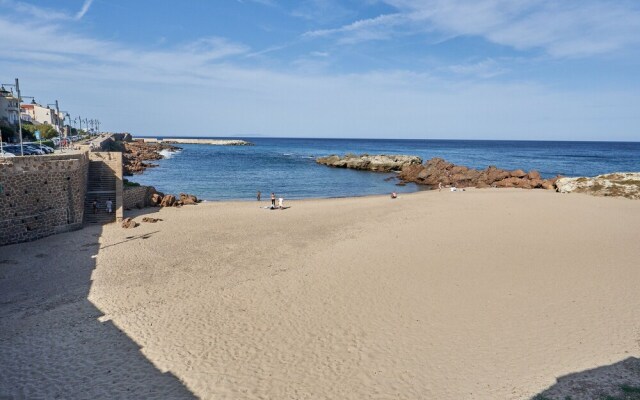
[128,138,640,201]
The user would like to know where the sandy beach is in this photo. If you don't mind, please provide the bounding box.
[1,188,639,399]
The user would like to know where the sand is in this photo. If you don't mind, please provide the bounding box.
[1,189,639,399]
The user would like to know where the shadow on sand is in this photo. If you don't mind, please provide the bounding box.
[533,357,640,400]
[0,223,195,399]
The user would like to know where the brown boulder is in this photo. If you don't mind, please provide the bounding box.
[510,169,527,178]
[179,193,199,205]
[121,218,138,229]
[527,170,541,180]
[541,180,555,190]
[515,180,532,189]
[494,177,521,187]
[529,179,544,189]
[484,166,511,183]
[159,194,176,207]
[150,193,163,206]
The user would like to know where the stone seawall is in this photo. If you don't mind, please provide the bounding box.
[0,153,89,246]
[123,185,156,209]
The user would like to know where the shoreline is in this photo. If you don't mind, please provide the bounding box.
[2,189,639,399]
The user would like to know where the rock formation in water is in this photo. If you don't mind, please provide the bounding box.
[555,173,640,199]
[316,154,423,172]
[122,141,181,176]
[398,158,560,189]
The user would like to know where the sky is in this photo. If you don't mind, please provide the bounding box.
[1,0,639,141]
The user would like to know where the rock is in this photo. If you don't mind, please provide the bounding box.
[398,157,558,191]
[493,177,521,187]
[529,179,544,189]
[483,166,511,184]
[121,218,138,229]
[159,194,176,207]
[541,180,555,190]
[179,193,198,205]
[150,193,164,206]
[555,173,640,199]
[141,217,163,223]
[122,141,181,175]
[316,154,422,172]
[527,170,541,180]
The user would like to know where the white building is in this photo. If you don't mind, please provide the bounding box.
[21,103,63,132]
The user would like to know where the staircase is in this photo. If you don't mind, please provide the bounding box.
[84,160,117,224]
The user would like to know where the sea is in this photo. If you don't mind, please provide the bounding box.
[128,138,640,201]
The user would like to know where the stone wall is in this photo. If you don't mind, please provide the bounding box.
[123,185,156,210]
[0,153,89,246]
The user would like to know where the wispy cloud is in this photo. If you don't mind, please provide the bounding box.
[1,0,94,20]
[305,0,640,57]
[75,0,93,20]
[304,14,408,44]
[448,59,508,79]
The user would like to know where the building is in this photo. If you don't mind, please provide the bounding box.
[20,103,63,132]
[0,86,20,126]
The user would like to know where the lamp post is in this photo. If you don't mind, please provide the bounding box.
[60,111,70,138]
[47,100,63,150]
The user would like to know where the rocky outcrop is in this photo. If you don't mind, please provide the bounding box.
[398,158,560,190]
[316,154,423,172]
[556,173,640,199]
[122,141,181,176]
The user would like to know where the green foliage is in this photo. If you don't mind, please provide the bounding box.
[0,121,15,142]
[123,179,140,187]
[21,122,58,140]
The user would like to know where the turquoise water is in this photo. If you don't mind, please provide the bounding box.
[128,138,640,201]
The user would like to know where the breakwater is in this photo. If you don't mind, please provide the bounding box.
[139,138,252,146]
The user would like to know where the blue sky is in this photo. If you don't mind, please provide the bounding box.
[1,0,639,140]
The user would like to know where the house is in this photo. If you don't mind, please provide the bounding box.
[21,102,63,132]
[0,86,20,125]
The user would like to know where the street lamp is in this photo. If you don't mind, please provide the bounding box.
[46,100,63,151]
[60,111,71,137]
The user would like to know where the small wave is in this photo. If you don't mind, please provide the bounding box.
[159,149,180,159]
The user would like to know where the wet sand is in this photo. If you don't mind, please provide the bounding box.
[1,189,639,399]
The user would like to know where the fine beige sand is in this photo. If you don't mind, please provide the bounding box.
[1,189,640,399]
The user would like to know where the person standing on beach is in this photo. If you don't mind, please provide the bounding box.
[105,199,113,213]
[257,191,261,201]
[438,182,443,192]
[271,192,276,208]
[92,200,98,214]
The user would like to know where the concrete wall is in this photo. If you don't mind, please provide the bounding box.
[0,153,89,246]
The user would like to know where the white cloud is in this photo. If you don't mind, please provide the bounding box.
[305,0,640,57]
[1,0,94,21]
[448,59,508,79]
[74,0,93,20]
[0,2,638,140]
